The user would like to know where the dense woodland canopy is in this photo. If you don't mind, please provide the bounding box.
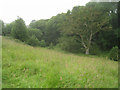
[0,2,120,57]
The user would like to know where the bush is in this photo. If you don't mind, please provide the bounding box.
[27,35,40,46]
[48,43,54,49]
[40,40,46,47]
[109,46,119,61]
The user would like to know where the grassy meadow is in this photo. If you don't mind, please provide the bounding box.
[2,37,118,88]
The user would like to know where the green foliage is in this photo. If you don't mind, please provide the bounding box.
[48,43,54,49]
[29,13,65,46]
[44,13,65,45]
[92,2,118,51]
[27,35,40,46]
[3,24,11,36]
[109,46,119,61]
[3,22,15,36]
[94,29,118,51]
[90,43,101,55]
[29,19,48,45]
[11,18,28,42]
[29,19,48,31]
[61,3,111,55]
[0,20,4,35]
[28,28,42,41]
[40,40,46,47]
[59,36,84,53]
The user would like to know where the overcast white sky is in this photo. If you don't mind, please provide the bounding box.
[0,0,91,25]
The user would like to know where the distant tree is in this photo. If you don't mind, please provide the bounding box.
[12,18,28,42]
[28,28,43,41]
[29,14,66,46]
[0,20,4,35]
[29,19,48,33]
[45,13,66,46]
[30,20,36,23]
[3,22,15,36]
[29,19,48,42]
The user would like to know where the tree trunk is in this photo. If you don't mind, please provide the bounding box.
[85,48,89,55]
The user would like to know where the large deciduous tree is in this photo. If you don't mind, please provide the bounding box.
[62,4,111,54]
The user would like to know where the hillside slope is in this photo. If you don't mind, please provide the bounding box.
[2,37,118,88]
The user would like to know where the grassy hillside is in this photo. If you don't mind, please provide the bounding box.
[2,37,118,88]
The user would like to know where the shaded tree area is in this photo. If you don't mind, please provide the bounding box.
[0,20,4,35]
[92,2,119,51]
[117,1,120,61]
[29,13,66,46]
[1,2,119,55]
[44,13,66,46]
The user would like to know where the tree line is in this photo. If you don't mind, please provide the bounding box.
[0,2,119,57]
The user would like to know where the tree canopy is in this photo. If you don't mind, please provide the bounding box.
[12,18,28,42]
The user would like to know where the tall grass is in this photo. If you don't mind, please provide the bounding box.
[2,37,118,88]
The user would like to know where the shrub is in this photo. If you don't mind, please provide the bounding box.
[48,43,54,49]
[109,46,119,61]
[27,35,40,46]
[40,40,46,47]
